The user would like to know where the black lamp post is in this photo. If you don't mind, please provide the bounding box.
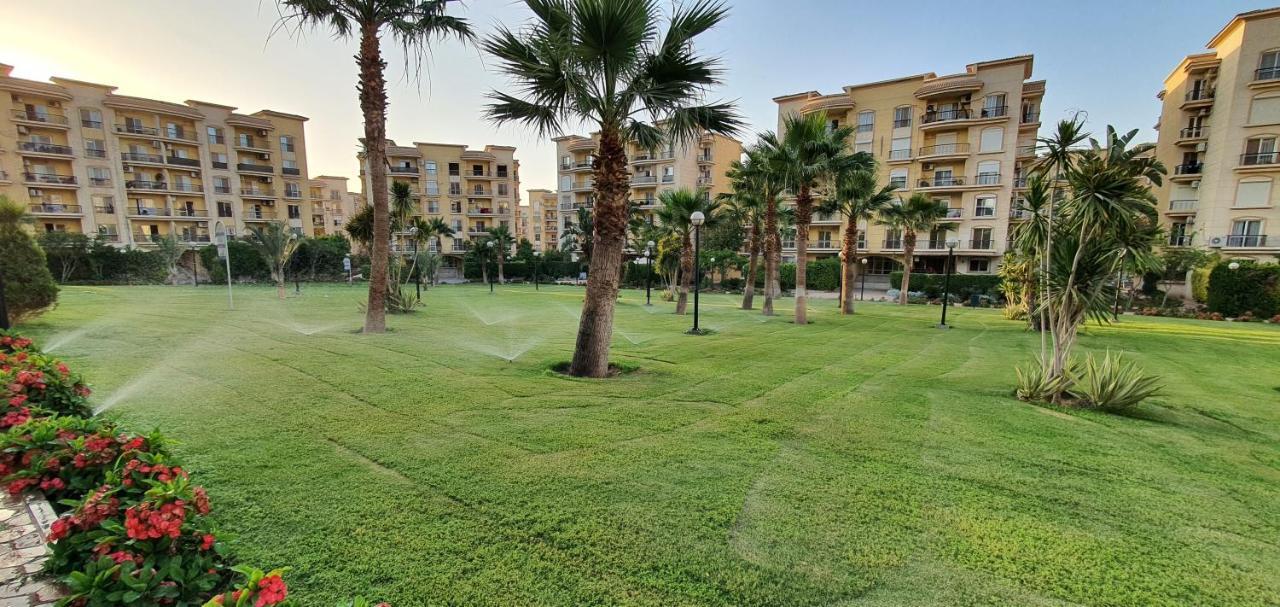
[837,250,845,309]
[487,240,495,294]
[644,240,655,306]
[938,238,959,329]
[533,251,541,291]
[409,226,421,301]
[690,211,705,334]
[859,257,868,301]
[291,233,300,295]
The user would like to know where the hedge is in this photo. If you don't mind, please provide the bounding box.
[199,241,271,282]
[888,272,1003,301]
[1206,261,1280,317]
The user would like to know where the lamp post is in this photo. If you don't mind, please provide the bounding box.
[214,222,233,310]
[486,240,495,294]
[1228,261,1240,270]
[837,250,846,309]
[690,211,705,334]
[1112,249,1127,321]
[533,251,541,291]
[343,255,352,285]
[859,257,868,301]
[938,238,959,329]
[645,240,655,306]
[409,225,421,301]
[709,257,716,288]
[292,232,301,295]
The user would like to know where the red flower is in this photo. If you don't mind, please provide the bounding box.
[255,575,287,607]
[193,487,211,515]
[6,478,36,495]
[39,477,65,492]
[49,517,72,541]
[124,500,186,540]
[200,533,216,551]
[8,394,26,407]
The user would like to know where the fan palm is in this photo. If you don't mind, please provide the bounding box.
[722,157,766,310]
[425,216,454,284]
[277,0,473,333]
[655,188,720,315]
[483,0,743,377]
[819,167,896,314]
[246,221,301,300]
[734,140,788,315]
[486,225,515,283]
[878,194,953,305]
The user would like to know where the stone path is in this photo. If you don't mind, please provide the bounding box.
[0,493,63,607]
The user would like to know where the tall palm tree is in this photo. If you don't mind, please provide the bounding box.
[425,216,454,284]
[735,141,787,315]
[278,0,473,333]
[655,188,720,315]
[247,221,301,300]
[1030,116,1088,357]
[486,225,515,283]
[390,181,417,231]
[819,167,896,314]
[722,158,765,310]
[771,112,867,324]
[560,207,594,266]
[484,0,742,377]
[878,194,952,305]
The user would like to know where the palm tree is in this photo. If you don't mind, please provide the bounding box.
[425,216,454,284]
[151,234,185,286]
[247,222,301,299]
[819,167,896,314]
[734,141,787,315]
[722,158,765,310]
[656,188,720,315]
[560,207,594,267]
[771,111,867,324]
[484,0,742,377]
[277,0,473,333]
[345,204,373,247]
[486,225,515,283]
[389,181,417,231]
[878,194,952,305]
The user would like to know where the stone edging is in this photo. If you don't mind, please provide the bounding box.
[0,492,65,606]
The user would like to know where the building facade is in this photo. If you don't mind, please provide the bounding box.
[0,63,315,247]
[1153,7,1280,262]
[517,188,558,252]
[551,131,742,254]
[773,55,1045,276]
[308,176,362,238]
[359,141,520,275]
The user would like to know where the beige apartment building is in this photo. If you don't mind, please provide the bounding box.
[359,140,520,277]
[1154,7,1280,262]
[517,188,558,252]
[308,176,363,238]
[773,55,1045,277]
[0,63,316,246]
[551,131,742,254]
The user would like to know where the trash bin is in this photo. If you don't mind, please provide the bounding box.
[969,294,981,307]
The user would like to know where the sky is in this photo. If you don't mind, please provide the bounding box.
[0,0,1266,195]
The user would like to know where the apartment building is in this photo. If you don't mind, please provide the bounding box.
[0,63,315,246]
[1154,7,1280,262]
[517,189,558,252]
[551,131,742,255]
[359,140,520,276]
[773,55,1045,277]
[308,176,363,238]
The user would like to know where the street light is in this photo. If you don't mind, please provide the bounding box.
[486,240,495,293]
[938,237,959,329]
[214,222,233,310]
[645,240,655,306]
[709,256,716,289]
[689,211,705,334]
[1228,261,1241,270]
[291,232,301,295]
[533,250,541,291]
[837,250,846,309]
[859,257,868,301]
[408,225,421,301]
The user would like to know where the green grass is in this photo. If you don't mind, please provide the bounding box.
[18,284,1280,606]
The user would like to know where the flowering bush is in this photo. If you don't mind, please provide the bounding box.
[0,330,36,353]
[202,567,290,607]
[1,350,92,426]
[0,416,161,502]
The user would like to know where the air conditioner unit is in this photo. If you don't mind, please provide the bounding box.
[258,129,269,137]
[1194,143,1207,152]
[28,188,41,197]
[259,153,270,160]
[1209,236,1223,247]
[189,171,199,177]
[1190,180,1200,188]
[922,162,935,171]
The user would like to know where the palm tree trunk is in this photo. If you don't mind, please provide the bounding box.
[569,126,628,378]
[497,256,505,284]
[899,233,915,305]
[676,233,692,314]
[794,186,812,324]
[762,195,778,315]
[435,235,445,285]
[839,222,858,314]
[358,24,389,333]
[742,220,759,309]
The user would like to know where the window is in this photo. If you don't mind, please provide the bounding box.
[884,228,903,248]
[217,201,233,217]
[1259,50,1280,81]
[889,169,908,190]
[237,133,253,148]
[80,108,102,129]
[979,127,1004,153]
[854,142,873,155]
[1243,137,1277,165]
[982,93,1007,118]
[560,155,572,169]
[976,160,1000,184]
[213,177,231,194]
[92,195,115,214]
[449,182,461,196]
[1234,179,1272,208]
[84,139,106,158]
[426,181,439,195]
[279,136,295,153]
[971,227,993,249]
[889,137,911,160]
[285,183,301,198]
[448,163,460,176]
[1230,219,1264,247]
[211,152,228,167]
[207,127,224,145]
[856,111,874,133]
[968,259,990,273]
[867,257,900,275]
[283,159,298,170]
[453,238,465,251]
[427,201,439,213]
[974,196,996,217]
[1250,95,1280,125]
[287,204,301,219]
[450,201,462,214]
[893,106,912,128]
[425,161,438,176]
[165,123,183,139]
[497,164,508,178]
[498,183,509,196]
[88,167,111,186]
[125,116,144,132]
[817,229,833,248]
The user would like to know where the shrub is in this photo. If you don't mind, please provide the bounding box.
[1,350,92,425]
[1067,352,1162,411]
[0,196,59,323]
[888,272,1003,303]
[0,417,161,501]
[1206,261,1280,318]
[203,567,290,607]
[1190,267,1211,303]
[1014,362,1072,403]
[199,241,272,283]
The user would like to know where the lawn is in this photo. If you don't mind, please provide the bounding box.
[17,284,1280,606]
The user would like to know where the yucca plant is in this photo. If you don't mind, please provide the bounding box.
[1014,361,1072,403]
[1067,351,1162,411]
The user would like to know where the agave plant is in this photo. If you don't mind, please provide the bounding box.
[1067,351,1162,411]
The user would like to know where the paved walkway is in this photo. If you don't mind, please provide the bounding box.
[0,493,62,607]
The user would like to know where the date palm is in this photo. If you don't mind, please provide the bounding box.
[425,216,454,284]
[878,193,952,305]
[559,207,593,266]
[247,221,301,300]
[486,225,515,283]
[818,167,896,314]
[655,188,720,315]
[722,155,766,310]
[734,141,787,316]
[484,0,742,377]
[277,0,473,333]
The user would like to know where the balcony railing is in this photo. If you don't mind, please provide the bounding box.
[126,180,167,191]
[921,108,970,124]
[81,119,103,129]
[888,149,912,161]
[167,156,201,167]
[1168,199,1198,212]
[944,208,962,219]
[234,139,270,150]
[177,234,212,243]
[284,189,303,199]
[1021,111,1040,124]
[122,152,163,163]
[1009,208,1031,220]
[1258,66,1280,81]
[173,207,207,217]
[918,176,965,188]
[29,204,82,214]
[24,172,77,185]
[1174,163,1203,175]
[19,142,73,155]
[130,206,168,217]
[94,205,116,214]
[1241,152,1278,166]
[12,110,68,125]
[893,118,912,128]
[631,175,658,185]
[241,188,276,197]
[170,183,204,193]
[661,175,675,183]
[390,166,418,174]
[883,239,903,249]
[969,239,995,250]
[1179,126,1208,139]
[244,210,277,220]
[978,105,1008,118]
[1184,89,1215,102]
[237,163,274,173]
[164,130,197,142]
[1225,234,1268,248]
[213,185,233,194]
[84,148,107,158]
[1016,145,1037,157]
[1168,235,1193,247]
[212,161,229,169]
[89,177,112,187]
[975,172,1001,185]
[116,124,159,136]
[919,143,969,156]
[283,167,302,176]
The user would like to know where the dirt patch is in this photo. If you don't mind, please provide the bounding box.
[549,361,640,378]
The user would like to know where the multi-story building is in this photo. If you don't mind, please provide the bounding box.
[517,189,558,252]
[0,63,315,246]
[359,140,520,277]
[773,55,1045,277]
[308,176,363,238]
[551,131,742,254]
[1154,6,1280,262]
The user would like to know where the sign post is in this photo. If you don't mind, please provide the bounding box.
[215,222,233,310]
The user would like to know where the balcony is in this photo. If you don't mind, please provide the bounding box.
[812,213,841,224]
[237,163,274,174]
[917,142,969,158]
[1173,163,1203,178]
[172,207,208,218]
[13,110,69,127]
[696,176,713,187]
[697,153,713,164]
[1224,234,1268,248]
[569,162,593,172]
[241,187,277,198]
[883,239,903,249]
[1009,208,1032,220]
[1168,199,1198,213]
[1168,235,1194,247]
[233,139,271,152]
[284,189,303,200]
[24,172,77,186]
[122,152,164,164]
[212,161,229,170]
[1020,111,1040,125]
[1016,144,1037,158]
[282,167,301,176]
[661,174,675,183]
[1177,126,1208,141]
[213,185,233,194]
[126,180,168,191]
[918,176,966,189]
[89,177,112,187]
[1181,88,1215,108]
[176,234,212,243]
[94,205,116,215]
[468,189,494,198]
[1240,152,1278,167]
[944,208,962,219]
[28,204,82,215]
[18,142,74,156]
[920,108,970,125]
[167,156,201,168]
[467,207,506,216]
[968,239,995,250]
[244,209,277,221]
[171,182,204,193]
[977,105,1008,119]
[128,205,169,217]
[390,166,419,174]
[974,172,1001,186]
[84,148,107,159]
[163,130,198,143]
[887,149,912,162]
[115,124,160,137]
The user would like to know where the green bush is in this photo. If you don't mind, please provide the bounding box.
[1206,261,1280,317]
[888,272,1003,302]
[1190,267,1211,303]
[0,199,58,324]
[1067,352,1162,411]
[199,241,271,283]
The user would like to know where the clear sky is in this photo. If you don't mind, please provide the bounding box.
[0,0,1265,195]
